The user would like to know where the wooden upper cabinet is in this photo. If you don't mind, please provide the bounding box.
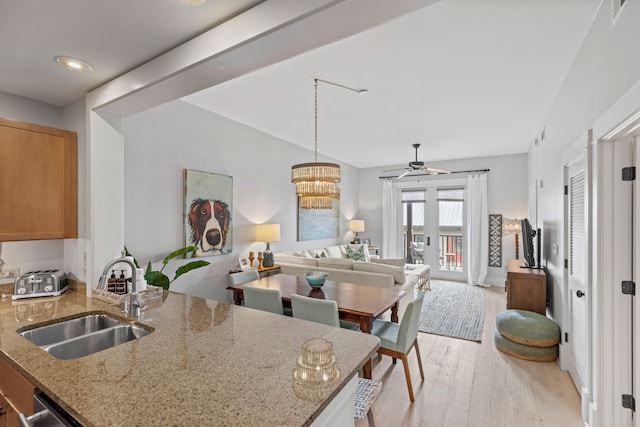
[0,117,77,241]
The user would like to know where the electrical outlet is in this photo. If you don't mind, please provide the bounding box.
[2,268,20,279]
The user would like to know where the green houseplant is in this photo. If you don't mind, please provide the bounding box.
[125,246,210,290]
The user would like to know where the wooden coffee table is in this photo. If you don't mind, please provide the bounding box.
[228,274,407,378]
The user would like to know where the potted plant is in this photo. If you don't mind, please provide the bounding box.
[125,246,210,290]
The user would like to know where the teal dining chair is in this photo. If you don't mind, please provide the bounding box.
[370,292,425,402]
[227,270,260,286]
[290,294,359,330]
[244,285,284,315]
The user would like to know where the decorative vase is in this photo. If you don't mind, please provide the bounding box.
[263,243,274,267]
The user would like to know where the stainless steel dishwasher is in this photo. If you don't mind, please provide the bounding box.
[18,392,82,427]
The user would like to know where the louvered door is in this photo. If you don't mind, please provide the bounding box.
[567,153,588,394]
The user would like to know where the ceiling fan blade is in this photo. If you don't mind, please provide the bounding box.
[383,167,410,173]
[396,170,411,179]
[424,167,451,175]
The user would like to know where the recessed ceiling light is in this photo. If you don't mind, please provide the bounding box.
[180,0,207,5]
[54,56,92,71]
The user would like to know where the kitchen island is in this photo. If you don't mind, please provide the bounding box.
[0,283,380,426]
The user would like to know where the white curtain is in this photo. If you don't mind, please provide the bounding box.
[467,172,489,286]
[382,179,399,258]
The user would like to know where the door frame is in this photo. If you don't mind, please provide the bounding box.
[592,132,638,426]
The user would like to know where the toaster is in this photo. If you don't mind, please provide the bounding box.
[12,270,68,300]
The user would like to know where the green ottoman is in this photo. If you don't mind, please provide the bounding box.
[494,330,558,362]
[496,309,560,347]
[494,309,560,362]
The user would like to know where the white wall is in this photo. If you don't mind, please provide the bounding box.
[530,1,640,320]
[358,153,529,285]
[122,100,358,302]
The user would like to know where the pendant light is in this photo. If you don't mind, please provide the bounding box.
[291,79,341,209]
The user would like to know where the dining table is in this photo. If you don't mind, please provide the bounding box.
[227,273,407,379]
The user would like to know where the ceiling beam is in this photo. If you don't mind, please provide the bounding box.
[89,0,439,116]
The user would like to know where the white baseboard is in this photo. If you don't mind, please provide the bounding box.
[484,276,506,287]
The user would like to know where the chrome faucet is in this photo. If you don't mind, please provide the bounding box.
[98,254,146,317]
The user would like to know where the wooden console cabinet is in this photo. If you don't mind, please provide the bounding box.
[506,259,547,315]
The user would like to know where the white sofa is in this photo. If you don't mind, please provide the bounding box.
[274,244,429,295]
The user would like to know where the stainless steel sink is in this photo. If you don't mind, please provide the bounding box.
[18,314,124,346]
[17,312,153,360]
[42,324,151,360]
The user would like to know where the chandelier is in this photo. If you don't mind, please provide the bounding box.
[291,79,341,209]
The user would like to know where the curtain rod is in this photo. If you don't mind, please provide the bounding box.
[379,168,490,179]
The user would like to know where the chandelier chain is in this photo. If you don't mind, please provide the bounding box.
[314,78,318,163]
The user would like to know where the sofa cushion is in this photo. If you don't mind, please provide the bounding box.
[275,250,303,258]
[277,257,318,267]
[346,244,369,262]
[324,245,344,258]
[318,257,354,270]
[371,258,405,268]
[353,262,405,284]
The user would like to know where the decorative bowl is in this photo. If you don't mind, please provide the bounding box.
[305,271,329,288]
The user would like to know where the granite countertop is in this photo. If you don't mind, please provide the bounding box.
[0,283,379,426]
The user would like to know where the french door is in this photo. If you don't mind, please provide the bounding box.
[399,181,467,281]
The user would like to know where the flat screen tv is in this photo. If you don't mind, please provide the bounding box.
[520,218,540,268]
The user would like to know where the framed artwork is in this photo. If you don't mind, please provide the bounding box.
[489,214,502,267]
[184,169,233,257]
[297,194,340,241]
[237,257,251,271]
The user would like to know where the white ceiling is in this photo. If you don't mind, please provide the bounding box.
[1,0,602,169]
[0,0,263,106]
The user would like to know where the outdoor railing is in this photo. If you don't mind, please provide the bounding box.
[403,233,463,269]
[438,234,463,270]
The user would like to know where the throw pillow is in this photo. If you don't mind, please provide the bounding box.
[324,245,344,258]
[347,244,370,262]
[346,245,367,261]
[302,248,326,259]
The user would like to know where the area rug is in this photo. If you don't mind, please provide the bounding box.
[418,280,486,342]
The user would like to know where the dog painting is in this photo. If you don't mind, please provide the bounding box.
[184,169,233,257]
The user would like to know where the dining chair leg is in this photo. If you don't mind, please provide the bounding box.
[366,407,377,427]
[400,353,415,403]
[413,339,425,381]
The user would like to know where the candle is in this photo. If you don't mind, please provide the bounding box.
[258,252,263,257]
[249,251,254,257]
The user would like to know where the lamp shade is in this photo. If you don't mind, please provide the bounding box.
[349,220,365,233]
[256,224,281,242]
[504,219,521,235]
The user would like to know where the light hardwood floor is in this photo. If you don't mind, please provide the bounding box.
[356,286,583,427]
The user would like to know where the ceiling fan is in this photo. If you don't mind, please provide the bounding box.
[384,143,451,178]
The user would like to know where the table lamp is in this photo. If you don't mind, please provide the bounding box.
[256,223,280,268]
[504,219,522,259]
[349,220,365,244]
